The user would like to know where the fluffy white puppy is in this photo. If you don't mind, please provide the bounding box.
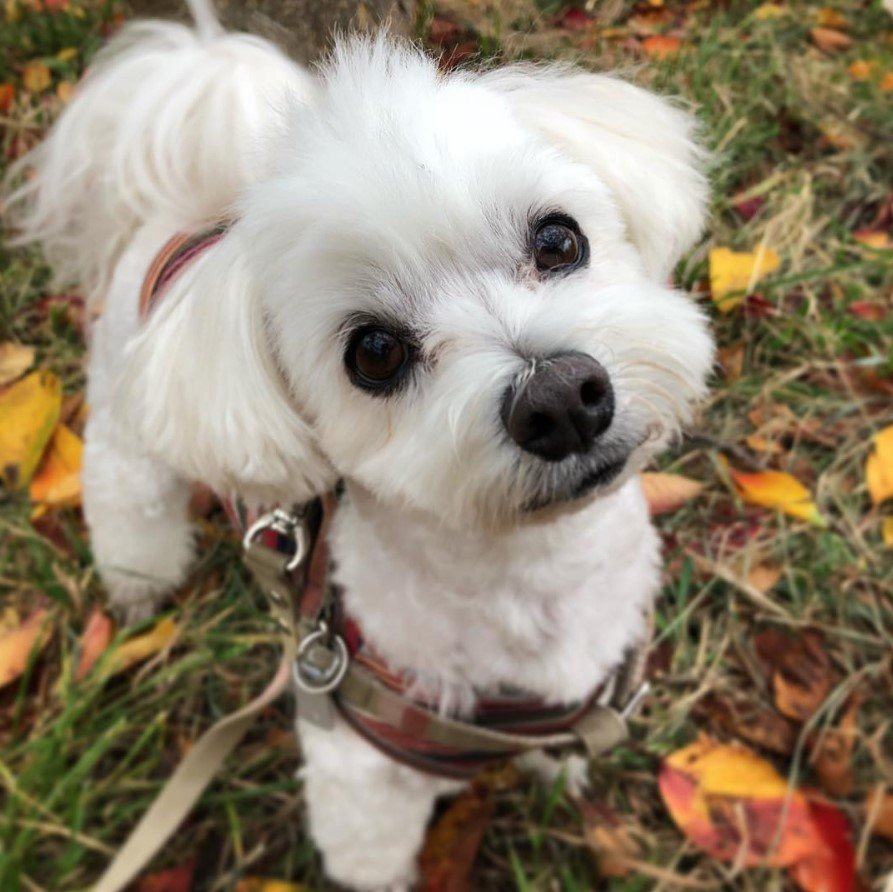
[6,1,713,887]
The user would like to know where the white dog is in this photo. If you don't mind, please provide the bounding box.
[6,1,713,887]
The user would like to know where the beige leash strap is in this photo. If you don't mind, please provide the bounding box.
[93,656,291,892]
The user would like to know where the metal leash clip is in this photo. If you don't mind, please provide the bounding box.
[242,507,308,573]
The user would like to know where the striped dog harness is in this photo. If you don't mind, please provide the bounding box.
[140,224,650,780]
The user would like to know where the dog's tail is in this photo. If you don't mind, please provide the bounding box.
[3,0,312,305]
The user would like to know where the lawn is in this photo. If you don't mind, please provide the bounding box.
[0,0,891,889]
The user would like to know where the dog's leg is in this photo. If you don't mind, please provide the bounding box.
[82,406,194,624]
[516,750,591,798]
[298,717,462,891]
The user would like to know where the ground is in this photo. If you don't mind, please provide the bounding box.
[0,1,891,890]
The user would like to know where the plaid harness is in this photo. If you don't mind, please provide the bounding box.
[141,224,650,781]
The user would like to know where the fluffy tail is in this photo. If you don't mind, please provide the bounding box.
[4,0,312,305]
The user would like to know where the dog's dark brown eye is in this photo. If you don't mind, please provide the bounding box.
[346,326,410,393]
[533,216,586,273]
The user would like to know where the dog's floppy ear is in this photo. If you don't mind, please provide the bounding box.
[114,229,335,504]
[480,67,708,282]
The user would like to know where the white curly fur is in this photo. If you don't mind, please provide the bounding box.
[4,4,713,888]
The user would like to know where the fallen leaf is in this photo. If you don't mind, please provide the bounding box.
[580,801,638,878]
[56,46,77,62]
[848,301,886,321]
[558,7,594,31]
[727,465,825,525]
[0,369,62,489]
[865,787,893,842]
[754,3,785,20]
[660,736,856,891]
[56,80,74,102]
[699,694,799,755]
[745,434,783,455]
[815,8,847,29]
[746,564,783,594]
[136,860,195,892]
[717,343,745,381]
[0,82,14,112]
[847,60,873,81]
[0,608,53,689]
[106,616,177,676]
[809,27,853,52]
[642,35,682,59]
[810,696,859,797]
[709,246,780,312]
[732,195,765,221]
[0,342,35,386]
[756,629,832,723]
[853,229,891,249]
[21,61,51,93]
[881,72,893,92]
[235,880,305,892]
[418,780,494,891]
[29,422,83,510]
[865,426,893,505]
[639,472,704,516]
[75,609,114,680]
[882,517,893,546]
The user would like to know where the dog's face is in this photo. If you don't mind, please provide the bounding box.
[241,41,713,528]
[121,38,713,527]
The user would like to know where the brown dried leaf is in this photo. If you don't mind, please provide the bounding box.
[809,27,853,52]
[580,801,639,878]
[809,696,859,797]
[699,693,799,756]
[746,564,783,595]
[764,630,832,723]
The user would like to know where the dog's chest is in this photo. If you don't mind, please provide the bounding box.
[329,480,659,710]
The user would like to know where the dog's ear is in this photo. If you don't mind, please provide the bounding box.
[480,67,709,282]
[114,231,335,503]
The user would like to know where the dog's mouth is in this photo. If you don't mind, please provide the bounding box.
[522,453,630,513]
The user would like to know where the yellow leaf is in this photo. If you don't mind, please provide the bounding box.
[639,472,704,516]
[754,3,785,20]
[0,608,53,689]
[235,881,307,892]
[22,61,51,93]
[746,564,783,594]
[727,466,825,525]
[0,370,62,488]
[854,229,891,250]
[865,425,893,506]
[882,517,893,547]
[106,616,177,676]
[847,59,873,80]
[0,342,35,386]
[709,246,780,312]
[56,47,77,63]
[815,7,847,29]
[56,80,74,103]
[29,423,82,509]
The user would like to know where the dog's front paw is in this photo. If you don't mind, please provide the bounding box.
[516,750,591,798]
[106,581,169,626]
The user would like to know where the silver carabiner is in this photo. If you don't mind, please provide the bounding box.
[242,507,308,572]
[293,624,349,695]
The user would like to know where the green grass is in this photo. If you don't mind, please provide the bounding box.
[1,0,892,889]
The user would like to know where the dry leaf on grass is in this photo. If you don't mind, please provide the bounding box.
[847,60,873,81]
[865,426,893,505]
[716,343,745,381]
[754,3,785,20]
[235,880,306,892]
[882,517,893,547]
[815,8,847,29]
[659,736,856,892]
[135,860,195,892]
[106,616,177,676]
[0,369,61,488]
[639,472,704,516]
[709,246,780,312]
[418,781,494,891]
[809,695,859,797]
[755,628,832,723]
[642,35,682,58]
[725,464,825,526]
[746,564,783,594]
[21,61,52,93]
[0,82,14,112]
[699,694,799,755]
[29,422,83,512]
[0,342,35,386]
[0,608,53,689]
[580,801,638,878]
[75,609,114,681]
[809,27,853,52]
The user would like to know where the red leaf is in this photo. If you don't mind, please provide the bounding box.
[733,195,765,221]
[848,301,886,321]
[558,7,594,31]
[135,860,195,892]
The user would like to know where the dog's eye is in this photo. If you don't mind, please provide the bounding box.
[532,215,587,274]
[346,326,410,393]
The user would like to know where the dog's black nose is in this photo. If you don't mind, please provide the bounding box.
[502,352,614,462]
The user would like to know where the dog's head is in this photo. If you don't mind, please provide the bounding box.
[124,37,713,527]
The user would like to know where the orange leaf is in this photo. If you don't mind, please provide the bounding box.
[56,80,74,103]
[22,61,51,93]
[815,7,847,29]
[659,736,856,891]
[29,422,83,509]
[639,472,704,516]
[865,425,893,505]
[0,608,53,689]
[853,229,891,249]
[865,787,893,842]
[709,246,780,312]
[716,343,745,381]
[0,342,35,386]
[234,880,306,892]
[882,517,893,547]
[580,802,639,878]
[0,369,62,488]
[846,60,873,81]
[75,609,114,680]
[642,35,682,59]
[727,466,825,525]
[809,27,853,52]
[418,781,494,891]
[881,72,893,92]
[106,616,177,676]
[746,564,783,594]
[135,860,195,892]
[0,82,14,112]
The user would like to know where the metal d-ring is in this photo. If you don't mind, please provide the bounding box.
[293,626,349,695]
[242,508,307,572]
